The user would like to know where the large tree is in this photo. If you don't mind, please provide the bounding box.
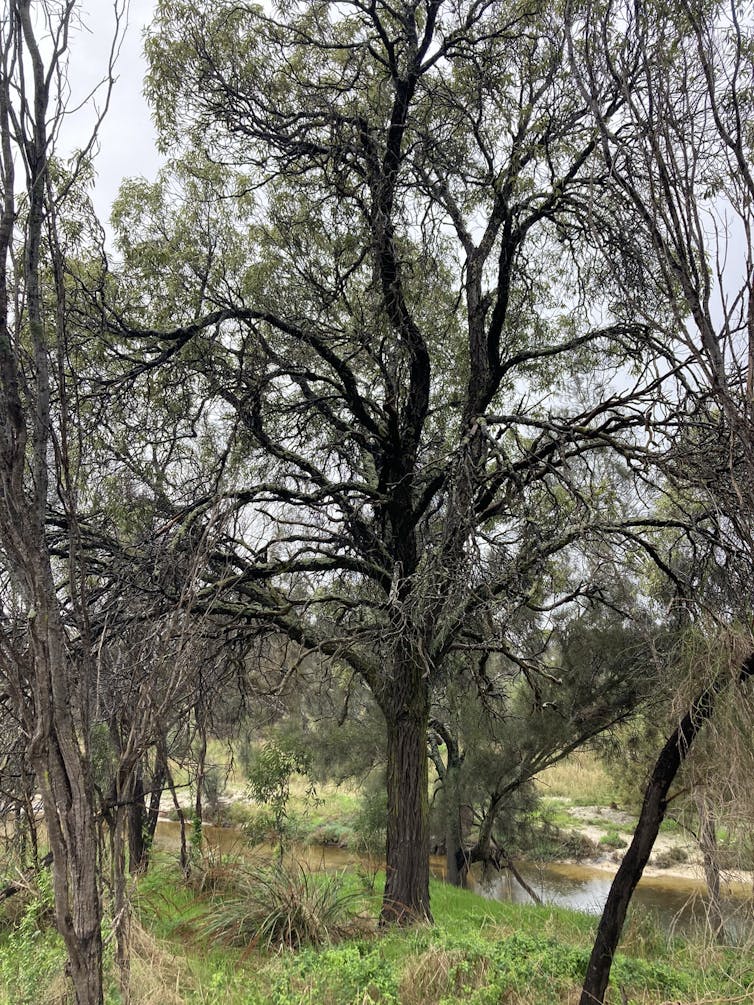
[109,0,676,921]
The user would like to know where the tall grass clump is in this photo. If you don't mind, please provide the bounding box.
[203,861,366,949]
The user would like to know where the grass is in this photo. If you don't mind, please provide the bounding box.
[599,831,628,850]
[536,752,621,806]
[202,860,367,949]
[4,853,753,1005]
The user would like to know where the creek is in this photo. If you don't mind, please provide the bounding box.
[154,820,753,939]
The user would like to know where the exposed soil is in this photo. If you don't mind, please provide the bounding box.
[556,801,753,890]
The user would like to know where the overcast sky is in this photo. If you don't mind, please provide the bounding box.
[63,0,163,224]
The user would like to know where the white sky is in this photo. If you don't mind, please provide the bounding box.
[63,0,163,224]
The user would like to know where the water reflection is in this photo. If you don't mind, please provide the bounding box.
[476,861,753,940]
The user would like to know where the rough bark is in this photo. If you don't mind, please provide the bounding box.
[28,598,104,1005]
[380,671,432,924]
[580,654,754,1005]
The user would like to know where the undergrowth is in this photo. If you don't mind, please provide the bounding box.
[2,856,753,1004]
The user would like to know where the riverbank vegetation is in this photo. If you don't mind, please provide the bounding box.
[2,853,753,1005]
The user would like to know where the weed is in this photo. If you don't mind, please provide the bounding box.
[0,870,65,1005]
[653,846,688,868]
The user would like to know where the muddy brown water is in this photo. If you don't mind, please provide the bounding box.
[154,820,753,939]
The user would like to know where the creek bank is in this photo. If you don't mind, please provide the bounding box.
[156,789,754,890]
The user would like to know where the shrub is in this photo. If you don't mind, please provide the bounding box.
[246,742,310,860]
[652,845,688,868]
[0,870,64,1004]
[203,861,364,949]
[599,830,627,850]
[201,763,226,820]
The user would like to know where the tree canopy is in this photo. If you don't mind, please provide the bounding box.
[1,0,754,1000]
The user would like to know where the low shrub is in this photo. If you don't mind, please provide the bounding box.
[653,846,688,868]
[203,861,365,949]
[0,870,64,1005]
[599,830,627,850]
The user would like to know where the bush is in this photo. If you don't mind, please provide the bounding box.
[246,742,310,859]
[201,763,226,820]
[653,845,688,868]
[352,784,387,855]
[599,830,627,850]
[203,861,364,949]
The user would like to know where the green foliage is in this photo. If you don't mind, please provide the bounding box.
[270,942,400,1004]
[599,830,628,850]
[0,871,65,1005]
[352,776,387,855]
[245,741,312,859]
[190,812,204,861]
[126,860,753,1004]
[201,763,226,819]
[90,721,118,795]
[202,861,363,950]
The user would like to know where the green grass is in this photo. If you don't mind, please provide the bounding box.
[599,831,628,850]
[4,853,750,1005]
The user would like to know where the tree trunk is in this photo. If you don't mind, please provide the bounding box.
[35,738,103,1005]
[27,589,104,1005]
[695,791,723,937]
[110,805,131,1005]
[127,768,148,875]
[444,757,465,888]
[142,751,168,869]
[580,654,754,1005]
[380,672,432,924]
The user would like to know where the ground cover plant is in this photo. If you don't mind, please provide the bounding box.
[2,851,753,1005]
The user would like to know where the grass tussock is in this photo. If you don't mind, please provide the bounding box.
[202,860,369,949]
[128,918,194,1005]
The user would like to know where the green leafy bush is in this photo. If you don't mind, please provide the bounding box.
[246,742,311,859]
[599,830,628,850]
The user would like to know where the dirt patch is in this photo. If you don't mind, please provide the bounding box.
[554,802,705,876]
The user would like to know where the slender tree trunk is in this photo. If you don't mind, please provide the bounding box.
[164,759,190,877]
[146,753,168,842]
[580,655,754,1005]
[34,740,103,1005]
[27,585,104,1005]
[127,768,147,875]
[111,805,131,1005]
[380,669,432,924]
[695,791,723,936]
[444,758,464,887]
